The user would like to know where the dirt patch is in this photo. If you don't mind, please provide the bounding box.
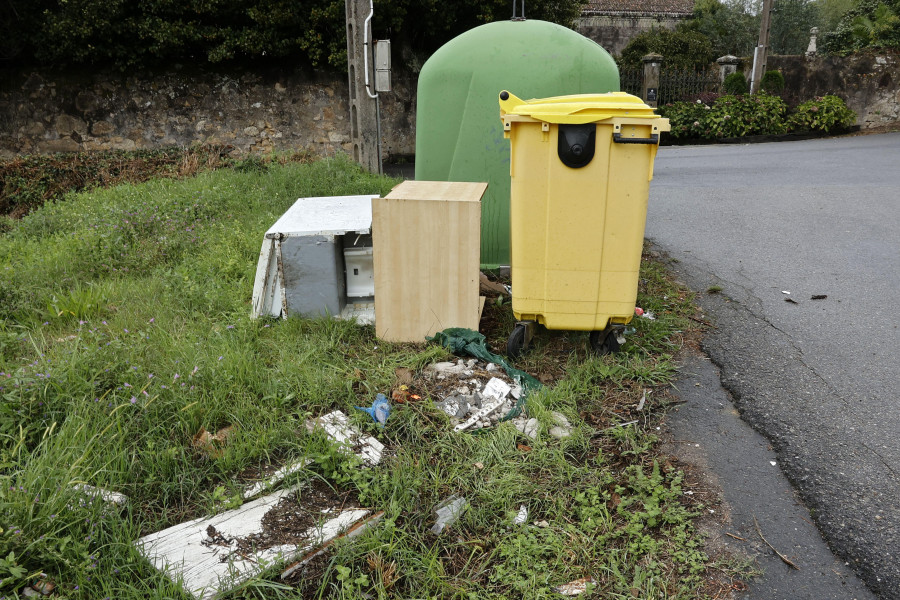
[230,478,358,557]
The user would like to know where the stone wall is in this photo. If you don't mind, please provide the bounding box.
[576,15,686,56]
[769,54,900,128]
[0,66,417,161]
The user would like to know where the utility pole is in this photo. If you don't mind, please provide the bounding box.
[345,0,380,173]
[750,0,775,94]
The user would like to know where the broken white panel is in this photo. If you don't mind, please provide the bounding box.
[307,410,384,466]
[481,377,511,401]
[242,460,312,500]
[281,511,384,580]
[250,195,377,319]
[454,398,504,432]
[72,484,129,506]
[431,495,467,534]
[339,301,376,326]
[137,487,370,600]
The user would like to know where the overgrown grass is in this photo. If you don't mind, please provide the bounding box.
[0,145,316,219]
[0,155,744,599]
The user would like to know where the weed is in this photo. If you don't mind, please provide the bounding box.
[0,155,735,599]
[707,285,723,294]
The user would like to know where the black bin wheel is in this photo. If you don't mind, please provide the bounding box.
[507,325,529,359]
[589,328,621,356]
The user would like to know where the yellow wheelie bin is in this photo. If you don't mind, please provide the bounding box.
[499,90,670,356]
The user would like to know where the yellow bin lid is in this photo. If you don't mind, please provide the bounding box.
[499,90,660,125]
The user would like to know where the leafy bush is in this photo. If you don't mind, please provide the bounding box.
[707,93,789,137]
[660,93,792,140]
[789,95,857,132]
[722,72,748,95]
[658,100,714,139]
[760,70,785,95]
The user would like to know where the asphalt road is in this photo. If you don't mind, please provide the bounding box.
[646,133,900,599]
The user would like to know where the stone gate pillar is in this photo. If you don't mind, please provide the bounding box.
[642,54,662,108]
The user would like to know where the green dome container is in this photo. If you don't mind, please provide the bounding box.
[414,19,619,268]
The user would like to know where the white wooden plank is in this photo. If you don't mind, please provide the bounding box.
[264,195,376,238]
[307,410,384,466]
[250,239,281,319]
[72,484,129,506]
[137,492,370,600]
[242,460,312,500]
[280,511,384,580]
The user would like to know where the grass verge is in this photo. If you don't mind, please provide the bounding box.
[0,154,749,599]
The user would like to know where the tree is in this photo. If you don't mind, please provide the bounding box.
[770,0,821,54]
[820,0,900,53]
[3,0,589,71]
[618,28,715,70]
[684,0,761,57]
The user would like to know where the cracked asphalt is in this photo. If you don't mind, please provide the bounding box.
[646,133,900,599]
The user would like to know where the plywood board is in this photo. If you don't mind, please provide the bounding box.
[373,181,485,342]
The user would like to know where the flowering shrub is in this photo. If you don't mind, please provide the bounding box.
[658,100,714,139]
[706,93,789,138]
[788,95,857,133]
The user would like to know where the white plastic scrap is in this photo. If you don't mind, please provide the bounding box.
[554,577,595,596]
[72,484,129,507]
[513,505,528,525]
[482,377,511,401]
[431,495,467,534]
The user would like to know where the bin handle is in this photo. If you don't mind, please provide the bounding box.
[613,132,659,145]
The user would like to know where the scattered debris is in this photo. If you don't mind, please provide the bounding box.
[725,532,748,542]
[430,370,519,432]
[753,515,800,570]
[306,411,384,467]
[513,505,528,525]
[480,272,511,297]
[280,511,385,580]
[72,483,129,507]
[811,294,828,300]
[391,385,410,403]
[22,574,55,597]
[785,297,799,305]
[516,444,532,452]
[554,576,595,596]
[512,417,539,440]
[473,462,484,469]
[192,425,235,459]
[781,290,791,295]
[137,486,373,600]
[634,307,656,320]
[548,411,573,439]
[534,520,550,528]
[431,495,468,534]
[355,393,390,426]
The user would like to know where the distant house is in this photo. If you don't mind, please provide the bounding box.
[576,0,696,56]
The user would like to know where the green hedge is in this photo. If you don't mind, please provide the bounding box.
[659,94,856,141]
